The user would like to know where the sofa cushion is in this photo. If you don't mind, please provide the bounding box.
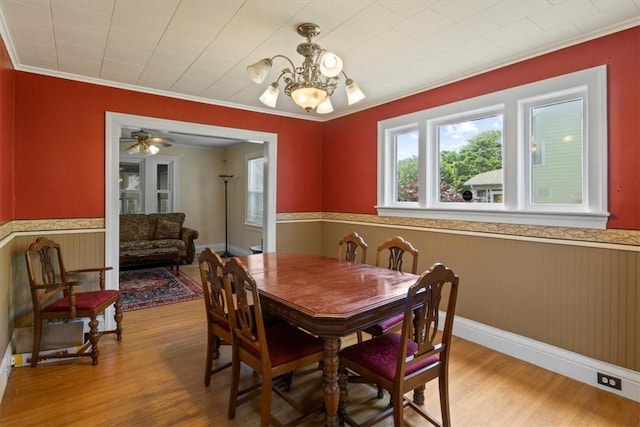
[149,212,185,229]
[120,241,155,251]
[155,218,181,239]
[120,214,154,241]
[151,239,186,251]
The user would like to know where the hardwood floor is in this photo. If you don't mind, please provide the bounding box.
[1,264,638,426]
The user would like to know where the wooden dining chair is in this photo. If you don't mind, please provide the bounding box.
[357,236,419,343]
[338,231,368,263]
[223,257,325,427]
[338,263,459,427]
[198,247,233,386]
[199,248,284,387]
[24,237,123,367]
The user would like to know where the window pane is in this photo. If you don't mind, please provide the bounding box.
[247,157,264,226]
[438,115,503,203]
[396,130,418,202]
[530,99,583,205]
[157,164,169,190]
[119,163,142,214]
[157,193,170,213]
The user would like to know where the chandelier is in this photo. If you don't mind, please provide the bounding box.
[247,23,365,114]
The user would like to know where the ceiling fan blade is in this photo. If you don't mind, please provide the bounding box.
[119,137,137,143]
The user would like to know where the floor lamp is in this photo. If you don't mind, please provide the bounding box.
[218,174,234,258]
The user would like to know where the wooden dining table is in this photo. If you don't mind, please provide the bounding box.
[239,252,419,427]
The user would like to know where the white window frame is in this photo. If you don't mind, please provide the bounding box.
[377,66,608,229]
[119,154,179,214]
[245,153,264,228]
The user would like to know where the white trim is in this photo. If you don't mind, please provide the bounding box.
[0,340,12,403]
[449,314,640,402]
[377,206,609,229]
[105,113,278,326]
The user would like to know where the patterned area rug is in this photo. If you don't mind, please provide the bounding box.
[119,267,203,311]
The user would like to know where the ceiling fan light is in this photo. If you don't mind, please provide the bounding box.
[247,58,273,84]
[259,83,279,108]
[127,144,140,155]
[345,79,366,105]
[319,51,343,78]
[291,86,327,112]
[316,96,334,114]
[147,144,160,155]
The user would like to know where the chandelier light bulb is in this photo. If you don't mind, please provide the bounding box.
[259,83,279,108]
[345,79,366,105]
[247,58,273,84]
[319,51,343,78]
[316,96,334,114]
[291,86,327,112]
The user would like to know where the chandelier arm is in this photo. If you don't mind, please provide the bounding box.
[271,54,297,75]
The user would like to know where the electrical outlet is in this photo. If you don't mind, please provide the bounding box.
[597,372,622,390]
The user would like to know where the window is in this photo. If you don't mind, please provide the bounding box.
[246,156,264,227]
[119,161,143,214]
[119,155,178,214]
[436,113,503,204]
[377,66,608,229]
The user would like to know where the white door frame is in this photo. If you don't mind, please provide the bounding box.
[104,112,277,328]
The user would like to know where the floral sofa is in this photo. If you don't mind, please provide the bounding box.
[120,213,199,264]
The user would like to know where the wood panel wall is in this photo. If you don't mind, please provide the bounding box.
[9,233,106,330]
[4,224,638,373]
[304,221,639,371]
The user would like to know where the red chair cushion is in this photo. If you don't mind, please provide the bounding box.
[267,323,324,367]
[241,322,324,368]
[42,290,119,313]
[340,332,439,382]
[364,313,404,335]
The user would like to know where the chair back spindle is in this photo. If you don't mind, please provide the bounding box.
[199,248,230,326]
[375,236,419,274]
[338,232,368,264]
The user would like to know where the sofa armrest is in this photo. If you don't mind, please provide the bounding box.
[180,227,199,264]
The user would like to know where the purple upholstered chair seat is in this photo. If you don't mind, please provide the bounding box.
[340,332,439,382]
[364,313,404,335]
[241,322,324,368]
[43,290,119,312]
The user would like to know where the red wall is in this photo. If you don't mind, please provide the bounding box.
[323,26,640,230]
[8,26,640,230]
[0,37,14,223]
[13,75,323,219]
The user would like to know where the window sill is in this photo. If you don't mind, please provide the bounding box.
[376,206,609,230]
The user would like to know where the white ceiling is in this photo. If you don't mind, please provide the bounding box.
[0,0,639,123]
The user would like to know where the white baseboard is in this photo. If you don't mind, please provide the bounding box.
[0,339,12,403]
[451,314,640,402]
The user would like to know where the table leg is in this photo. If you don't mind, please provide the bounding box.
[322,336,341,427]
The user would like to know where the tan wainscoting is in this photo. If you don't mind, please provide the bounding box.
[277,215,639,372]
[9,233,107,329]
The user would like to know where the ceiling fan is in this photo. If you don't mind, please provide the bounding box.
[119,129,174,155]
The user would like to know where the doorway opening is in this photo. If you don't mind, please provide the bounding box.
[105,113,277,318]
